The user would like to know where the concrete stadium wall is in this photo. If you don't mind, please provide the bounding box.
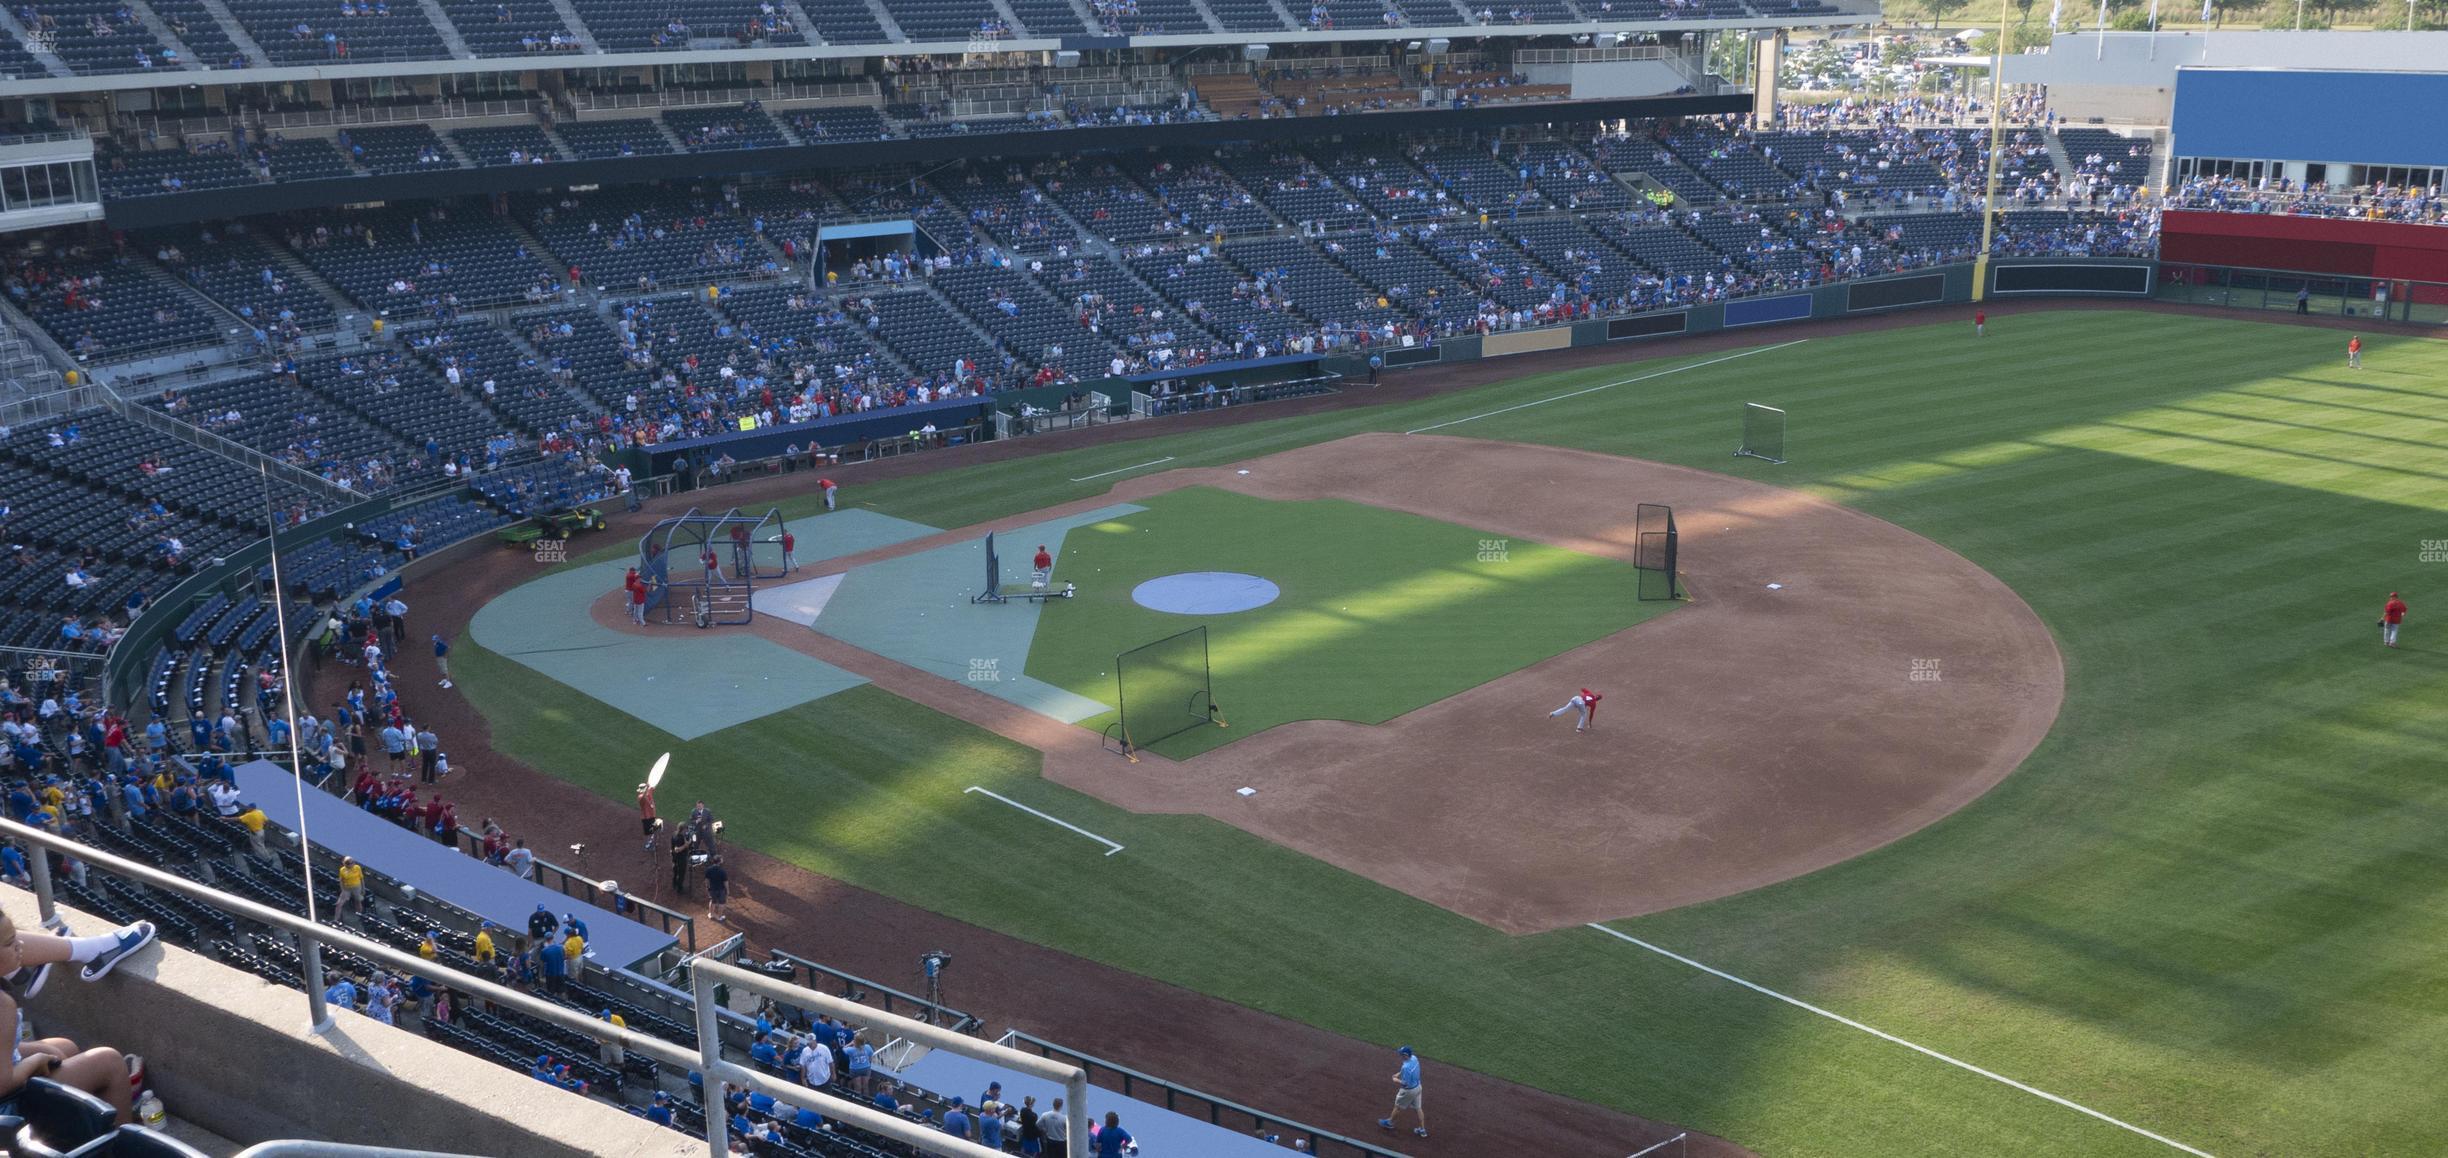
[0,889,694,1157]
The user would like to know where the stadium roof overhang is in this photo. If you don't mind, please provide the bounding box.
[0,12,1870,98]
[97,89,1753,229]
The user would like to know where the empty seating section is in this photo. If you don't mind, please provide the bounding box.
[1097,0,1210,33]
[29,407,314,534]
[335,124,455,173]
[1515,139,1632,211]
[149,228,339,334]
[408,321,583,434]
[452,123,563,166]
[862,287,989,379]
[1504,215,1654,301]
[1417,142,1544,214]
[799,0,886,41]
[1333,235,1470,320]
[1271,69,1414,115]
[294,350,513,464]
[1005,0,1091,35]
[17,0,179,74]
[1861,211,1978,259]
[933,265,1115,379]
[787,105,888,143]
[1126,248,1300,349]
[935,168,1076,254]
[280,206,559,310]
[561,0,801,50]
[1318,151,1452,222]
[555,118,672,158]
[1666,125,1799,201]
[1218,151,1368,231]
[1141,158,1275,237]
[716,284,907,384]
[222,0,452,64]
[1295,0,1392,30]
[98,146,254,198]
[12,254,221,358]
[435,0,583,55]
[147,0,246,66]
[1227,235,1407,331]
[259,138,357,182]
[880,0,1008,41]
[1042,161,1172,243]
[1590,132,1720,204]
[1414,223,1555,309]
[152,373,422,492]
[1030,256,1218,355]
[1205,0,1288,31]
[2058,127,2153,190]
[662,104,788,151]
[1587,216,1729,281]
[523,306,648,410]
[522,188,775,291]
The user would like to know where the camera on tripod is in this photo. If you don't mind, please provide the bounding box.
[919,950,951,978]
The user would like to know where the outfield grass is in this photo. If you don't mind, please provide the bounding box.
[461,311,2448,1156]
[1021,487,1666,758]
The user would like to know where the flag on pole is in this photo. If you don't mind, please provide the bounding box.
[2050,0,2063,30]
[2201,0,2213,20]
[2097,0,2109,30]
[2148,0,2160,27]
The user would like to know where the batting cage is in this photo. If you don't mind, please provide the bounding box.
[1736,402,1786,464]
[1636,502,1681,602]
[1103,625,1226,763]
[636,506,789,626]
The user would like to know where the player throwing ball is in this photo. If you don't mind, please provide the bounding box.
[1547,688,1602,733]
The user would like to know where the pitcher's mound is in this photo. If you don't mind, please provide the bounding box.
[1132,572,1283,615]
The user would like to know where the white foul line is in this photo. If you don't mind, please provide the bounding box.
[964,787,1124,856]
[1404,340,1810,435]
[1625,1131,1688,1158]
[1584,924,2215,1158]
[1069,456,1175,483]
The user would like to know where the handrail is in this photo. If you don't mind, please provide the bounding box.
[234,1144,481,1157]
[0,818,1013,1158]
[442,827,698,955]
[692,958,1088,1158]
[88,371,358,506]
[769,949,980,1033]
[998,1028,1408,1158]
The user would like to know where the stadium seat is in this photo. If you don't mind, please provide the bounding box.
[15,1078,120,1158]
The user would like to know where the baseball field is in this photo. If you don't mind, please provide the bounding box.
[446,308,2448,1157]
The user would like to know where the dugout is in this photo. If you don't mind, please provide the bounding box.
[636,506,791,626]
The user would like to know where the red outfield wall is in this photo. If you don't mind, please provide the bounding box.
[2159,210,2448,282]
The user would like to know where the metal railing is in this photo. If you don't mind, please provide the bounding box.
[438,828,698,954]
[999,1029,1407,1158]
[769,949,980,1032]
[0,818,1082,1158]
[86,371,358,505]
[693,958,1090,1158]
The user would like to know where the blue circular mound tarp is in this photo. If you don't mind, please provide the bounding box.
[1131,572,1282,615]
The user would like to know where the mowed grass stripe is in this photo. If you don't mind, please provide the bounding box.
[461,311,2448,1158]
